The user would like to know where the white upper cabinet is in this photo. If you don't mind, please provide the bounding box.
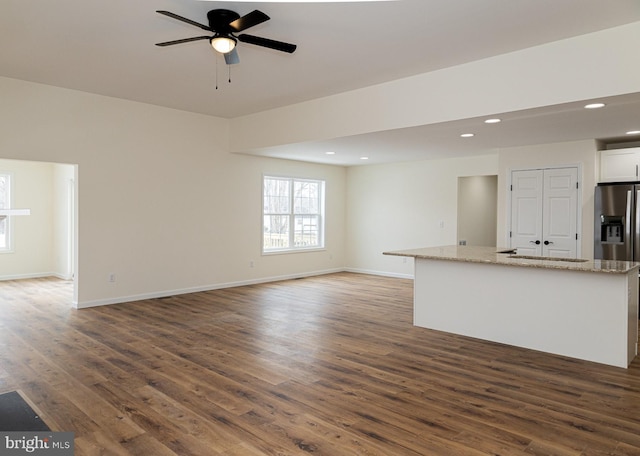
[600,148,640,182]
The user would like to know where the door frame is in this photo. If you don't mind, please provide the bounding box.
[506,164,583,258]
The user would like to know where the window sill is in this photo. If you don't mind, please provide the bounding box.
[262,247,326,256]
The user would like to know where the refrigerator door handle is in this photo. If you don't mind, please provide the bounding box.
[626,190,633,261]
[635,189,640,262]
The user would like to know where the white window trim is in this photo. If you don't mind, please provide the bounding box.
[0,171,14,253]
[262,175,326,254]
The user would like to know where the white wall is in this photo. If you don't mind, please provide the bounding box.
[497,139,597,258]
[0,77,346,307]
[346,140,598,279]
[0,159,53,279]
[231,22,640,152]
[346,154,499,277]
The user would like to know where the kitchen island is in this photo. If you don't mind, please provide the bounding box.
[383,245,639,368]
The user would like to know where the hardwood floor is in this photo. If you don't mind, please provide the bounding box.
[1,273,640,455]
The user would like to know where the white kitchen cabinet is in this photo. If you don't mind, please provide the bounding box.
[386,246,639,369]
[600,148,640,182]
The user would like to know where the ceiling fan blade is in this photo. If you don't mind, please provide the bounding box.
[156,10,212,32]
[229,10,270,33]
[155,36,211,47]
[238,34,297,53]
[224,48,240,65]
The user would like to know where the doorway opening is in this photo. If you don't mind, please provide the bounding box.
[457,175,498,247]
[0,158,77,306]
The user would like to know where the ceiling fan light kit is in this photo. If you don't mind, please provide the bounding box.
[210,34,236,54]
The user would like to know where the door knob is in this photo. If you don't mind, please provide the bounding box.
[544,240,554,245]
[529,240,541,245]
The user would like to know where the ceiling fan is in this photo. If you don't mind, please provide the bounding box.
[155,9,297,65]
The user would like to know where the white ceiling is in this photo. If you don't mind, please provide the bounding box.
[250,92,640,165]
[2,0,640,165]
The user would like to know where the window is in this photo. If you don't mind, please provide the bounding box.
[0,173,10,251]
[263,176,325,252]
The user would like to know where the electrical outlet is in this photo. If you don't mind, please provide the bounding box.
[439,220,445,228]
[108,273,116,283]
[249,260,254,268]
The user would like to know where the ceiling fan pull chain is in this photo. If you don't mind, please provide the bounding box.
[215,55,219,90]
[228,65,232,84]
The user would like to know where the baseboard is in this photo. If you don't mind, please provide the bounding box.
[0,272,73,282]
[76,267,348,309]
[3,269,411,309]
[0,272,56,282]
[51,272,74,281]
[344,267,414,280]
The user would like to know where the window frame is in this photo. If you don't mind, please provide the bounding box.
[262,175,326,254]
[0,172,13,253]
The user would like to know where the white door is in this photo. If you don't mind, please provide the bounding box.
[510,167,579,258]
[542,168,578,258]
[510,170,543,255]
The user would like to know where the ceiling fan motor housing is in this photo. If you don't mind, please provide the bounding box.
[207,9,240,33]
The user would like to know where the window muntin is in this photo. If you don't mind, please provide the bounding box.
[263,176,324,252]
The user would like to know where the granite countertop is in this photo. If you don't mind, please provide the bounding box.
[383,245,640,274]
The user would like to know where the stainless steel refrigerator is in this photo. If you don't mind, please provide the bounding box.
[594,182,640,261]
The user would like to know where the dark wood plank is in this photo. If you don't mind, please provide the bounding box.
[1,273,639,455]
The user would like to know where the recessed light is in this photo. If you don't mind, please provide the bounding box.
[460,133,475,138]
[627,130,640,135]
[360,156,369,160]
[325,151,336,155]
[585,103,605,109]
[484,118,501,124]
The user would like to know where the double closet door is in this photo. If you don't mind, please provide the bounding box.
[510,167,579,258]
